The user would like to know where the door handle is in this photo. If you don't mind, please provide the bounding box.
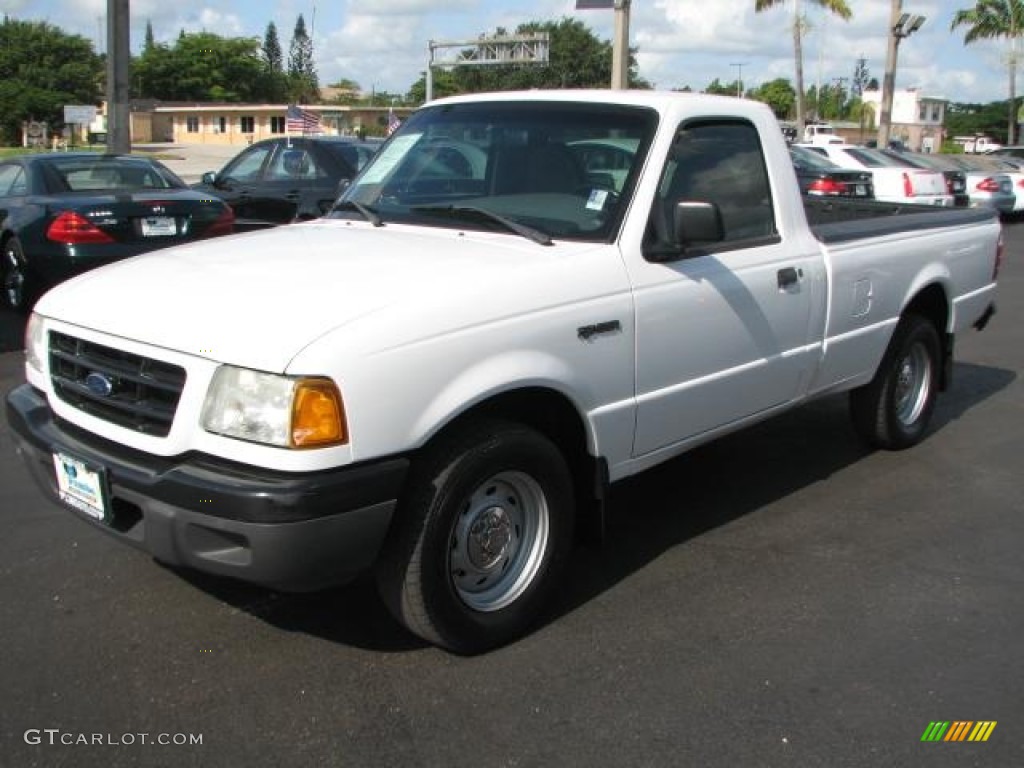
[777,267,803,290]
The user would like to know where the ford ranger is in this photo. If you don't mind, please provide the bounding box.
[6,91,1001,653]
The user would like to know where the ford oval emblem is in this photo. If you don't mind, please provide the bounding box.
[85,372,114,397]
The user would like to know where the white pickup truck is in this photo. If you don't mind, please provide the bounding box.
[6,91,1001,653]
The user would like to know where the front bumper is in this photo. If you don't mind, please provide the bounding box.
[6,383,408,591]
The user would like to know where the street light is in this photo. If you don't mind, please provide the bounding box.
[877,2,926,148]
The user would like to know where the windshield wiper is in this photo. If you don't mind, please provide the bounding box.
[332,200,383,227]
[412,204,552,246]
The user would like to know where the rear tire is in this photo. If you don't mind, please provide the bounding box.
[850,313,941,450]
[376,419,574,654]
[2,237,34,312]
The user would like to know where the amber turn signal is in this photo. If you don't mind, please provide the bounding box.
[291,378,347,448]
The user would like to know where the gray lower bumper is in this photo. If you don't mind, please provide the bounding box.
[7,383,407,591]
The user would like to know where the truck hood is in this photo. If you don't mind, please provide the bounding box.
[36,220,599,372]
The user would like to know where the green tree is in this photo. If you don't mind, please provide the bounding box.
[261,22,288,102]
[144,21,155,52]
[0,17,102,144]
[134,32,268,102]
[754,0,852,135]
[263,22,282,72]
[749,77,796,117]
[852,57,870,99]
[951,0,1024,143]
[946,100,1013,142]
[287,14,319,103]
[704,78,742,96]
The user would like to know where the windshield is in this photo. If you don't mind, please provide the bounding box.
[334,101,658,242]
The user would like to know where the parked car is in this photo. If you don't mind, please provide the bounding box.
[987,145,1024,163]
[944,153,1024,215]
[789,145,874,198]
[796,143,953,206]
[0,152,234,311]
[881,150,970,207]
[192,136,381,231]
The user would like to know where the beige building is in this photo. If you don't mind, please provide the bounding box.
[859,88,948,152]
[95,102,414,145]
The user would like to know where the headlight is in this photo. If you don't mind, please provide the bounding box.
[201,366,347,448]
[25,312,46,375]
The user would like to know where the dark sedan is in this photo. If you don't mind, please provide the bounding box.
[1,153,234,311]
[789,145,874,198]
[192,136,381,231]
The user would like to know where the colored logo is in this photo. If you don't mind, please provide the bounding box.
[921,721,997,742]
[84,372,114,397]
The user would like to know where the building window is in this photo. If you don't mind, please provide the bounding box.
[217,116,227,134]
[186,116,199,133]
[931,105,941,122]
[270,116,285,134]
[240,116,255,134]
[919,105,927,122]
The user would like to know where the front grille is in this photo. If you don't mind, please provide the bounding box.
[49,331,186,437]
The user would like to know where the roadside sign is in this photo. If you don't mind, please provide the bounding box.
[64,105,97,125]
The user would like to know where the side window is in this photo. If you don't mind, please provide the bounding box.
[220,144,273,182]
[0,164,27,196]
[649,119,775,250]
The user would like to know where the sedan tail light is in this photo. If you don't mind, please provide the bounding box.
[202,206,235,238]
[902,172,914,197]
[806,178,847,195]
[975,177,1001,192]
[46,211,115,244]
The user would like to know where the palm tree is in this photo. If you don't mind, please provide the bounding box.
[754,0,852,136]
[952,0,1024,145]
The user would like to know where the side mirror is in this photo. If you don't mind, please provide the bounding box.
[645,201,724,263]
[336,178,351,196]
[200,171,217,185]
[673,201,724,247]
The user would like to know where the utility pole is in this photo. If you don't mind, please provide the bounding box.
[731,62,749,98]
[877,1,925,148]
[106,0,131,153]
[611,0,631,90]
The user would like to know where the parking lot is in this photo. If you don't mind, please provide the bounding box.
[1,217,1022,767]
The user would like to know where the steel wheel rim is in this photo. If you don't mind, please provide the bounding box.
[894,342,931,426]
[449,470,550,613]
[3,246,23,309]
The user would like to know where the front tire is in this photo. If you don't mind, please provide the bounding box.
[376,419,574,654]
[850,313,941,450]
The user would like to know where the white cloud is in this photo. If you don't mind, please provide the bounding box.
[4,0,1017,105]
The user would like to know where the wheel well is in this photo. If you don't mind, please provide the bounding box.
[903,282,951,388]
[426,387,605,531]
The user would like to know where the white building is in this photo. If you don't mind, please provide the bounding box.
[860,87,947,152]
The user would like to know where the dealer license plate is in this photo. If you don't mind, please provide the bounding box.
[53,452,108,521]
[140,216,176,237]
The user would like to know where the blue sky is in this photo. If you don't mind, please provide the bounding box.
[1,0,1014,105]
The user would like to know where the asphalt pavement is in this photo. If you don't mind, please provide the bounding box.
[1,219,1022,767]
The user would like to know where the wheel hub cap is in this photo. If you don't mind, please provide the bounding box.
[467,507,513,570]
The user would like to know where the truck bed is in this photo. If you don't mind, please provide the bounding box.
[804,197,997,244]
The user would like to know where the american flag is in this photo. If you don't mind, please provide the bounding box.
[286,105,323,134]
[387,108,401,136]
